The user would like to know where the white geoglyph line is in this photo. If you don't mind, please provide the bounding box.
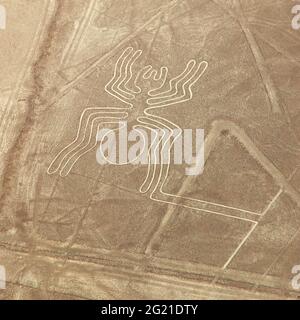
[221,188,282,270]
[220,167,300,270]
[47,109,128,176]
[146,61,208,108]
[136,117,178,195]
[222,222,258,270]
[48,47,259,232]
[148,62,195,103]
[148,67,168,96]
[116,49,142,98]
[0,4,6,30]
[147,60,197,100]
[131,55,259,254]
[261,189,282,216]
[48,47,145,176]
[133,65,152,93]
[124,51,143,94]
[97,123,148,166]
[139,114,257,223]
[105,47,135,106]
[59,118,126,177]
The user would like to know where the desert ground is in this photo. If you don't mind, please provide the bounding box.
[0,0,300,299]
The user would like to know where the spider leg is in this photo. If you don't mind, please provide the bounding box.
[47,107,127,175]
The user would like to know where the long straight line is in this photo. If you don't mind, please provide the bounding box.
[222,222,257,269]
[47,0,179,108]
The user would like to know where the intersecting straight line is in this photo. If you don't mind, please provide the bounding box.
[58,96,112,251]
[46,0,179,108]
[222,222,257,270]
[43,2,179,252]
[250,167,300,291]
[187,198,261,216]
[221,166,300,271]
[221,191,282,270]
[251,227,300,293]
[261,189,282,216]
[59,12,188,75]
[71,173,259,225]
[60,0,97,67]
[101,9,188,50]
[59,169,111,266]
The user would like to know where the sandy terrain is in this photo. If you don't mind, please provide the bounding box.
[0,0,300,299]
